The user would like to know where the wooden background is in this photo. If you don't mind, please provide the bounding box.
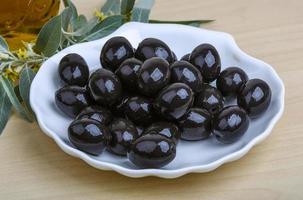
[1,0,303,199]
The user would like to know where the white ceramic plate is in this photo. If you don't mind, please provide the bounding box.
[30,22,284,178]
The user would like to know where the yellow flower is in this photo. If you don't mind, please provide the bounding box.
[95,10,107,21]
[16,48,28,59]
[3,67,19,82]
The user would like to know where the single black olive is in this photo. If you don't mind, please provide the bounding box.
[189,43,221,82]
[100,36,134,71]
[108,118,138,156]
[128,134,176,168]
[194,84,224,116]
[124,96,154,126]
[137,57,170,96]
[135,38,174,63]
[55,86,91,118]
[213,106,249,144]
[143,122,180,143]
[88,68,122,106]
[180,53,190,62]
[115,58,142,91]
[68,119,111,155]
[58,53,89,87]
[172,51,178,62]
[170,60,204,93]
[237,79,271,118]
[154,83,194,121]
[76,105,112,125]
[216,67,248,97]
[178,108,212,141]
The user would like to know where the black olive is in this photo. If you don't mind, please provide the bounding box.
[108,118,138,156]
[68,119,111,155]
[128,134,176,168]
[189,43,221,82]
[178,108,212,141]
[216,67,248,97]
[137,57,170,96]
[170,60,204,93]
[110,92,132,117]
[55,86,91,118]
[143,122,180,143]
[88,68,122,106]
[172,51,178,62]
[237,79,271,118]
[180,53,190,62]
[135,38,174,63]
[58,53,89,87]
[194,84,224,116]
[154,83,194,121]
[124,96,154,126]
[213,106,249,144]
[100,36,134,71]
[76,106,112,125]
[115,58,142,91]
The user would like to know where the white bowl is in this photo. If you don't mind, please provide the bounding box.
[30,22,285,178]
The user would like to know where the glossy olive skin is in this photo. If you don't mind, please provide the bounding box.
[88,69,122,106]
[170,61,204,93]
[68,119,111,155]
[216,67,248,97]
[58,53,89,87]
[213,106,249,144]
[143,122,180,143]
[172,51,178,62]
[194,84,224,116]
[108,118,138,156]
[110,92,131,117]
[154,83,194,121]
[137,57,171,96]
[55,86,91,118]
[178,108,212,141]
[115,58,142,91]
[124,96,154,126]
[237,79,271,118]
[76,106,112,125]
[180,53,190,62]
[100,36,134,71]
[189,43,221,82]
[135,38,174,63]
[128,134,176,168]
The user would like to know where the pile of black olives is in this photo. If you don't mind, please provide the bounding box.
[55,36,272,169]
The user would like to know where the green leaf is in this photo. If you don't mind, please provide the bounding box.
[74,15,88,30]
[0,36,9,52]
[0,83,12,135]
[121,0,135,15]
[149,19,215,27]
[131,0,155,23]
[62,17,98,38]
[63,0,78,19]
[81,15,124,42]
[19,67,35,113]
[34,15,62,57]
[61,7,73,31]
[0,76,33,122]
[101,0,121,15]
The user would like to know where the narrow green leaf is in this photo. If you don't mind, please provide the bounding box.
[0,76,33,122]
[131,0,155,23]
[101,0,121,15]
[0,83,12,135]
[81,15,124,42]
[61,7,72,31]
[121,0,135,15]
[62,17,98,38]
[63,0,78,19]
[74,15,88,30]
[19,67,35,113]
[34,15,62,56]
[149,19,215,27]
[0,36,9,52]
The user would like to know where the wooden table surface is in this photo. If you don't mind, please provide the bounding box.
[1,0,303,199]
